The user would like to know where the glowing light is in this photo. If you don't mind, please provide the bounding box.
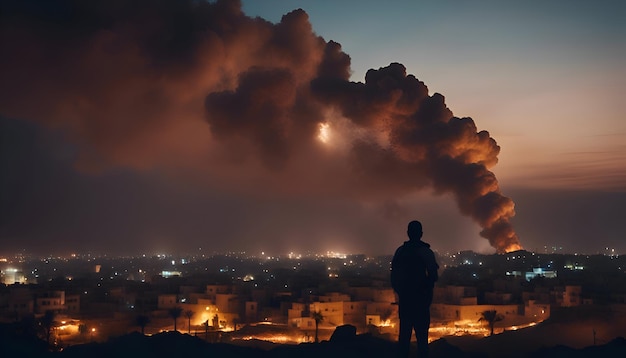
[326,251,347,259]
[379,319,395,328]
[161,270,181,278]
[505,243,523,253]
[317,122,330,143]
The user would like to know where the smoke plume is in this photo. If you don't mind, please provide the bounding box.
[0,0,522,253]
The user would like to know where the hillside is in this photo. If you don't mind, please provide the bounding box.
[2,323,625,358]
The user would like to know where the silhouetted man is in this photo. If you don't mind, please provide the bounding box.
[391,220,439,357]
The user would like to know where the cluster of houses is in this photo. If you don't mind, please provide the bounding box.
[2,276,591,339]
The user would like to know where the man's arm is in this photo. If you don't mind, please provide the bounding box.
[427,250,439,284]
[390,247,403,293]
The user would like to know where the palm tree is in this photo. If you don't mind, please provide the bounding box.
[39,310,56,345]
[311,310,324,343]
[78,323,89,341]
[184,310,194,334]
[479,310,504,336]
[135,314,151,335]
[168,306,183,332]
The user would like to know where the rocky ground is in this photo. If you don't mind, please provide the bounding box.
[3,306,626,358]
[2,323,625,358]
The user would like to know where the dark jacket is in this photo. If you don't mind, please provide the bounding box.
[391,240,439,297]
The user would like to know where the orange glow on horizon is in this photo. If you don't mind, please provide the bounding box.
[505,243,523,253]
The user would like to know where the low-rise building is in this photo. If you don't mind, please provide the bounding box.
[35,290,65,314]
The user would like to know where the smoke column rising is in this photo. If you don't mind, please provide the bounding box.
[0,0,522,253]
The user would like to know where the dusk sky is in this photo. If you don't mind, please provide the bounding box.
[1,0,625,256]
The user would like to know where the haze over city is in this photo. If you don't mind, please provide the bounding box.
[1,0,625,257]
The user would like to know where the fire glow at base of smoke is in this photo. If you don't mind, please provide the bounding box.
[505,244,524,253]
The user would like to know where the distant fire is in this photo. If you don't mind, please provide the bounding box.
[505,243,523,253]
[428,317,545,342]
[232,316,545,345]
[379,319,395,328]
[429,320,490,341]
[241,334,305,344]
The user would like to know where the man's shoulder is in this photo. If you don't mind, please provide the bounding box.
[417,240,432,249]
[400,240,432,251]
[394,241,435,261]
[393,241,410,254]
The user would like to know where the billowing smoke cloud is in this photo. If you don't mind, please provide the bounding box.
[0,0,521,253]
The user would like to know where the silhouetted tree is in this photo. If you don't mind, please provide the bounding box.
[168,306,183,332]
[479,310,503,336]
[39,310,56,345]
[17,315,38,339]
[135,314,151,335]
[311,310,324,343]
[78,323,88,336]
[184,310,194,334]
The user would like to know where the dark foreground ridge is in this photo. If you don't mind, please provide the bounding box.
[3,323,626,358]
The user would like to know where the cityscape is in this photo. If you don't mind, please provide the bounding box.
[2,248,625,356]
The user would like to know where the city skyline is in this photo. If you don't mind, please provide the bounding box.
[1,0,625,256]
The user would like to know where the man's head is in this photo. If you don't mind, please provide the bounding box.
[407,220,423,241]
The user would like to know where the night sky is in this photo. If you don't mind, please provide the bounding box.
[1,0,625,256]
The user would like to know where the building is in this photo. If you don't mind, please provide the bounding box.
[525,268,557,281]
[434,286,478,305]
[35,290,65,314]
[65,294,80,314]
[5,287,34,318]
[157,294,178,310]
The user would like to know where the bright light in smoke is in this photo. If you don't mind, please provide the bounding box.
[505,243,523,253]
[317,122,330,143]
